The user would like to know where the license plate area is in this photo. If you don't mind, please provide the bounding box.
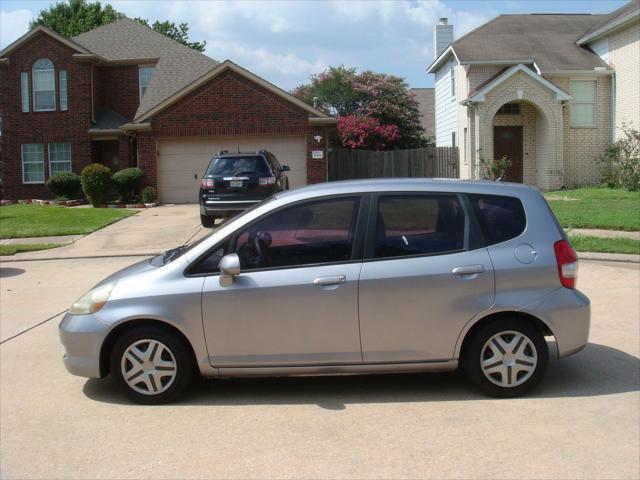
[229,180,243,188]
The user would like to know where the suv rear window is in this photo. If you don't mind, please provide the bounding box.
[207,156,270,176]
[468,194,526,245]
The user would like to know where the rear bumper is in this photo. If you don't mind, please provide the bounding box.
[522,287,591,358]
[200,200,262,216]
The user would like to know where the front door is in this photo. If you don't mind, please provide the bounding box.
[494,126,523,182]
[358,194,495,363]
[201,196,365,367]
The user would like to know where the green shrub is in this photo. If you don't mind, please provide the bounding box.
[600,124,640,191]
[141,186,156,204]
[112,167,144,201]
[46,172,83,199]
[81,163,113,207]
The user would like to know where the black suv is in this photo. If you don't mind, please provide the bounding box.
[199,150,290,227]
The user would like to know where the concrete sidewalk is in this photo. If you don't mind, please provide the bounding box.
[0,234,82,245]
[568,228,640,240]
[0,204,209,261]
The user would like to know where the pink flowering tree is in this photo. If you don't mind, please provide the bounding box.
[292,66,426,150]
[338,115,400,151]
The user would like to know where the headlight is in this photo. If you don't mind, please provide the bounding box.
[68,282,116,315]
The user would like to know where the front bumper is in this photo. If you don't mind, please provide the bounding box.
[59,312,110,378]
[522,287,591,358]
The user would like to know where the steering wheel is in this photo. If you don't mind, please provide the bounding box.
[253,231,272,267]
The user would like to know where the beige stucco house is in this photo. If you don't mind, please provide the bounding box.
[427,1,639,190]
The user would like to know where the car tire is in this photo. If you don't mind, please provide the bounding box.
[463,318,548,398]
[200,214,215,228]
[110,325,194,405]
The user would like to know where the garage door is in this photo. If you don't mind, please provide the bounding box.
[157,135,307,203]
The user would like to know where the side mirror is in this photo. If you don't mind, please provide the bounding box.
[281,165,290,171]
[219,253,240,287]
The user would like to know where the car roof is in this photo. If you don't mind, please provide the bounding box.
[274,178,537,202]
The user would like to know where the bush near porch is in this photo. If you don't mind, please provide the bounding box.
[546,188,640,232]
[0,205,134,239]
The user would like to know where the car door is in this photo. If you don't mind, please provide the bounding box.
[199,195,366,367]
[358,193,495,363]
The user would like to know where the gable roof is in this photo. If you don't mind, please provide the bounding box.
[72,17,219,121]
[577,0,640,44]
[135,59,331,122]
[463,64,571,103]
[429,14,610,74]
[0,25,93,58]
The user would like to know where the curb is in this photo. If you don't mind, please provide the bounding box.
[0,252,159,263]
[577,252,640,263]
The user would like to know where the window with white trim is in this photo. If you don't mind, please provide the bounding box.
[139,66,155,99]
[570,80,596,127]
[22,144,44,183]
[48,143,72,176]
[32,58,56,111]
[21,72,29,112]
[59,70,68,111]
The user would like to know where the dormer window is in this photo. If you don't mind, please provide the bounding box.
[32,58,56,111]
[139,66,155,100]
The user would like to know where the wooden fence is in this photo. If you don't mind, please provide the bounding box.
[328,147,459,181]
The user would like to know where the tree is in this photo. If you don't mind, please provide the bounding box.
[30,0,122,38]
[30,0,206,52]
[292,66,426,150]
[134,18,206,52]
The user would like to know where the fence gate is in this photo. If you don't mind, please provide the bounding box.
[328,147,458,181]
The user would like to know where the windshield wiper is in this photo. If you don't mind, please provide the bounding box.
[162,245,187,264]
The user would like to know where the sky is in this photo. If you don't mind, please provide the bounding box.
[0,0,628,90]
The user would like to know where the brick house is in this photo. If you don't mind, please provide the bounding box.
[0,18,335,202]
[427,1,639,190]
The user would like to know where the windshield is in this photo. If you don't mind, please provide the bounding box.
[207,156,270,176]
[153,196,275,266]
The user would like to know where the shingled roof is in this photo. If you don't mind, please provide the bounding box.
[73,17,219,122]
[409,88,435,139]
[578,0,640,44]
[429,13,614,74]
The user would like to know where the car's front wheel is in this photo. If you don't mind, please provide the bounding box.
[200,214,215,228]
[111,326,194,404]
[463,318,548,397]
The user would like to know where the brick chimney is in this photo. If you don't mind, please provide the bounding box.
[434,17,453,59]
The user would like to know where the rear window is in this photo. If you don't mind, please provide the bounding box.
[468,194,526,245]
[206,156,270,176]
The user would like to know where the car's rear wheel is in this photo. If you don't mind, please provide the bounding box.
[463,318,548,397]
[200,214,215,228]
[110,326,194,404]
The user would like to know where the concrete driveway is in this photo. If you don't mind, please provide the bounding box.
[10,204,208,260]
[0,257,638,479]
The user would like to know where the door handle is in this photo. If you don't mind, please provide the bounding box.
[452,265,484,275]
[313,275,346,286]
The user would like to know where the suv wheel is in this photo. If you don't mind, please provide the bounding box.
[111,326,194,404]
[463,318,548,397]
[200,214,215,228]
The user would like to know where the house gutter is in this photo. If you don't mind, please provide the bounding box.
[121,123,151,132]
[309,117,338,125]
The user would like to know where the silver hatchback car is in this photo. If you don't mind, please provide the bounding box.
[59,179,590,404]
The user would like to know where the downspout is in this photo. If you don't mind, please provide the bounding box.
[560,101,568,189]
[611,72,616,143]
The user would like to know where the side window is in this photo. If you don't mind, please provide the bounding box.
[188,241,229,275]
[468,194,526,246]
[374,194,465,258]
[234,197,360,270]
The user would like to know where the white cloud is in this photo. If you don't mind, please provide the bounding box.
[0,1,493,89]
[0,9,33,49]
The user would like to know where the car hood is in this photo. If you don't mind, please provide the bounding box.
[93,258,158,288]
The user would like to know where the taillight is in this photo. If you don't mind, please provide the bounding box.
[554,239,578,289]
[200,178,214,189]
[259,177,276,186]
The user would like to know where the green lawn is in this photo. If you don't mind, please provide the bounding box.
[569,235,640,255]
[546,187,640,231]
[0,205,134,239]
[0,243,64,256]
